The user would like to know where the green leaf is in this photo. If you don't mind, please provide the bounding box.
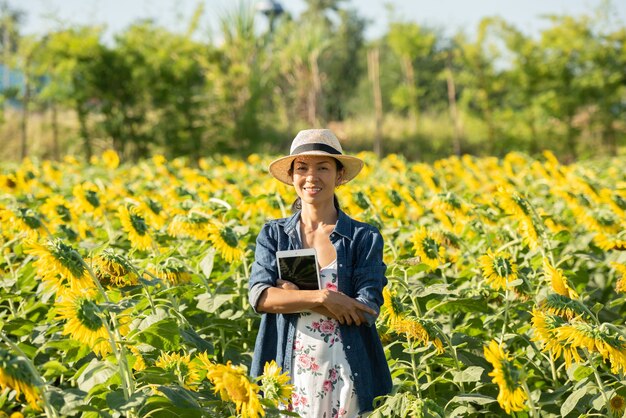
[450,394,496,405]
[561,387,588,416]
[452,366,484,383]
[572,365,594,381]
[156,385,201,409]
[430,298,491,314]
[199,248,216,278]
[134,318,181,350]
[76,359,118,392]
[195,292,236,314]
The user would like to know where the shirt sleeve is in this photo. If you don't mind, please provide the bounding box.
[352,227,387,327]
[248,222,279,313]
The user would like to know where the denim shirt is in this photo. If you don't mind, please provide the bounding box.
[248,209,392,413]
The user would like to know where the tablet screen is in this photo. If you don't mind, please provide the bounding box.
[277,252,320,290]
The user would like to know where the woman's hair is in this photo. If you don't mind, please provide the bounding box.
[289,158,344,213]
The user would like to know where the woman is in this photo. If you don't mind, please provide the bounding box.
[248,129,392,417]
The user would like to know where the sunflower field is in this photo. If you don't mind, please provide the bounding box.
[1,150,626,418]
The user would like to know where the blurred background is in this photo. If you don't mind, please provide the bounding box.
[0,0,625,162]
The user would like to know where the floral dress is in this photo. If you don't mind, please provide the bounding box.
[290,259,360,418]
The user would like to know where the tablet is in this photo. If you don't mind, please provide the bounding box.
[276,248,321,290]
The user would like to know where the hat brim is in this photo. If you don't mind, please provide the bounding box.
[269,151,364,185]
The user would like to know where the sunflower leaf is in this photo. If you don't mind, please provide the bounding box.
[134,318,181,350]
[560,387,589,416]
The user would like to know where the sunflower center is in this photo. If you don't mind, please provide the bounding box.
[52,241,86,279]
[56,205,72,222]
[85,190,100,208]
[388,190,402,206]
[220,227,239,248]
[493,256,513,278]
[422,237,440,260]
[147,199,162,215]
[76,298,103,331]
[354,191,369,209]
[130,213,149,235]
[18,208,42,230]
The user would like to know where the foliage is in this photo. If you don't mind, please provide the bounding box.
[0,149,625,417]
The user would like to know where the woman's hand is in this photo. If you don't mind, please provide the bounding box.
[276,279,299,290]
[319,289,376,326]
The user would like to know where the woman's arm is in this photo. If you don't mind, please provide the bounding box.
[257,283,376,326]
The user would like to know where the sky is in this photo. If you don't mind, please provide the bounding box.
[13,0,626,42]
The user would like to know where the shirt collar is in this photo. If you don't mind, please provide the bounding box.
[284,209,353,241]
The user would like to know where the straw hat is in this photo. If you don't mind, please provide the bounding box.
[269,129,364,185]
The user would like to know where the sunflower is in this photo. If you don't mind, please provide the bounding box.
[260,360,293,407]
[531,309,582,367]
[0,348,41,410]
[543,258,578,299]
[0,207,47,239]
[118,205,152,251]
[611,262,626,293]
[595,232,626,251]
[381,287,404,327]
[148,259,192,286]
[25,239,92,290]
[101,149,120,169]
[129,346,146,372]
[540,293,590,321]
[155,352,201,390]
[205,361,264,418]
[72,182,104,217]
[167,211,212,240]
[556,321,626,374]
[483,340,527,414]
[55,287,111,357]
[207,223,244,264]
[393,317,444,354]
[610,395,626,418]
[478,249,518,291]
[91,249,138,287]
[411,228,446,270]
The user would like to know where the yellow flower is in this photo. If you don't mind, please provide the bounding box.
[72,182,104,217]
[611,262,626,293]
[411,228,446,271]
[205,361,264,418]
[102,149,120,169]
[478,249,518,291]
[167,211,212,240]
[91,249,138,287]
[543,258,578,299]
[0,207,47,239]
[540,294,590,321]
[207,223,244,264]
[531,309,582,367]
[55,287,111,357]
[594,233,626,251]
[260,360,293,407]
[25,239,92,290]
[10,412,25,418]
[118,205,152,251]
[393,317,444,354]
[610,394,626,418]
[148,259,192,286]
[129,346,146,371]
[483,340,527,414]
[155,352,201,390]
[381,287,404,327]
[0,348,42,410]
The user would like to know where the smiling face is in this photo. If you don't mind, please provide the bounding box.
[290,156,344,206]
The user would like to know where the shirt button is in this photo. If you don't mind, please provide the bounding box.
[354,373,359,377]
[347,345,351,349]
[339,263,343,267]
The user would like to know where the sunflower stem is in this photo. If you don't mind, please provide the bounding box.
[438,326,465,392]
[522,380,538,418]
[0,332,59,418]
[407,337,422,401]
[80,256,135,400]
[587,350,610,412]
[499,289,510,344]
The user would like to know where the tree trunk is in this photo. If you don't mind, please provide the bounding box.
[401,55,418,130]
[51,104,60,160]
[309,50,322,126]
[445,53,462,156]
[77,103,92,162]
[367,47,383,158]
[20,68,29,160]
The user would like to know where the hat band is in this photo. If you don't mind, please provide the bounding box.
[291,143,341,156]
